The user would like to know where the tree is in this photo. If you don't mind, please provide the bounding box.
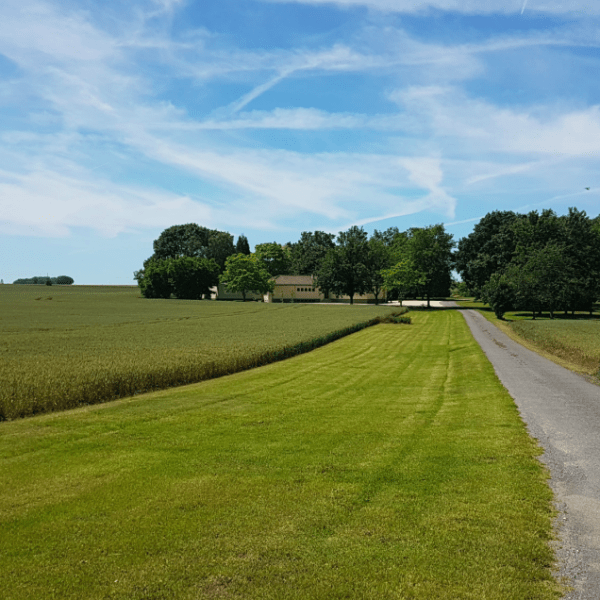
[254,242,292,277]
[382,258,423,306]
[168,257,219,300]
[561,208,600,314]
[152,223,211,260]
[220,254,274,301]
[455,211,521,299]
[135,259,172,299]
[55,275,74,285]
[406,225,455,307]
[236,234,251,255]
[481,272,515,320]
[150,223,235,273]
[317,226,371,304]
[289,231,335,276]
[367,236,392,305]
[207,231,236,272]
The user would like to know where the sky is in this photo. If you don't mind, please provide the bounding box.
[1,0,599,285]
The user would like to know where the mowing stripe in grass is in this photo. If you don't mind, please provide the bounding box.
[0,310,562,599]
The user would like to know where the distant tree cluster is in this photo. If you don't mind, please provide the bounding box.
[135,222,456,303]
[13,275,74,285]
[455,208,600,319]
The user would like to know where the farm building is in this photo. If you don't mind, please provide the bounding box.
[213,275,386,303]
[265,275,386,304]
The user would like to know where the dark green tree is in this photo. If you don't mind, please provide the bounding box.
[407,225,455,307]
[367,236,392,305]
[317,226,371,304]
[135,259,172,299]
[236,234,251,255]
[168,257,219,300]
[455,211,522,299]
[55,275,74,285]
[290,231,336,276]
[481,272,515,320]
[150,223,235,273]
[207,231,236,272]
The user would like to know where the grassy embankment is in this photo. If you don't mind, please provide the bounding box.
[456,299,600,379]
[0,309,562,599]
[0,285,403,420]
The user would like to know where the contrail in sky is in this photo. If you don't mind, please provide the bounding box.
[521,0,528,14]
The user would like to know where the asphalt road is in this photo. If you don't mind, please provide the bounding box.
[458,307,600,599]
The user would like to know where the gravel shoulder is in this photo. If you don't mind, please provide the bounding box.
[459,307,600,599]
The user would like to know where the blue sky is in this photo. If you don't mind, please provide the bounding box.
[1,0,599,284]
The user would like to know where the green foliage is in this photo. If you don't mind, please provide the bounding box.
[455,211,521,299]
[220,254,274,301]
[135,258,172,298]
[317,226,371,304]
[482,272,515,319]
[366,236,392,304]
[254,242,292,276]
[384,225,454,306]
[168,256,220,300]
[458,208,600,316]
[148,223,235,272]
[55,275,74,285]
[135,257,219,300]
[13,275,74,285]
[235,234,251,255]
[289,230,336,275]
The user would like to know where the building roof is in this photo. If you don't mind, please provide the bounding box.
[273,275,315,285]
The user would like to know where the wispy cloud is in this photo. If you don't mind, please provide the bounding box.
[1,0,599,252]
[261,0,600,16]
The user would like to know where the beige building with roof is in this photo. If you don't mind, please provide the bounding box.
[265,275,385,304]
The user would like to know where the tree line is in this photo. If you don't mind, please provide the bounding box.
[455,208,600,319]
[135,206,600,313]
[134,223,455,304]
[13,275,74,285]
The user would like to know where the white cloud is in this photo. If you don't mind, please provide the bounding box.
[392,86,600,157]
[0,167,213,237]
[261,0,600,16]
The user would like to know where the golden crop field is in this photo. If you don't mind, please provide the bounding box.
[0,285,400,420]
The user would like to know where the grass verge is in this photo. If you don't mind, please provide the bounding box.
[0,310,562,599]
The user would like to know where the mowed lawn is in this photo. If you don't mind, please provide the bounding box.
[0,310,561,599]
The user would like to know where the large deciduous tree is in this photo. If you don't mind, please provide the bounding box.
[220,254,274,301]
[150,223,235,272]
[135,257,219,300]
[455,211,521,299]
[317,226,371,304]
[407,225,455,307]
[366,236,392,305]
[289,231,335,276]
[254,242,292,277]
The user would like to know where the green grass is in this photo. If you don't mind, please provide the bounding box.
[457,299,600,377]
[0,285,401,420]
[0,310,562,599]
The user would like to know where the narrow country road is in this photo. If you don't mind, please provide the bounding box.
[459,307,600,599]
